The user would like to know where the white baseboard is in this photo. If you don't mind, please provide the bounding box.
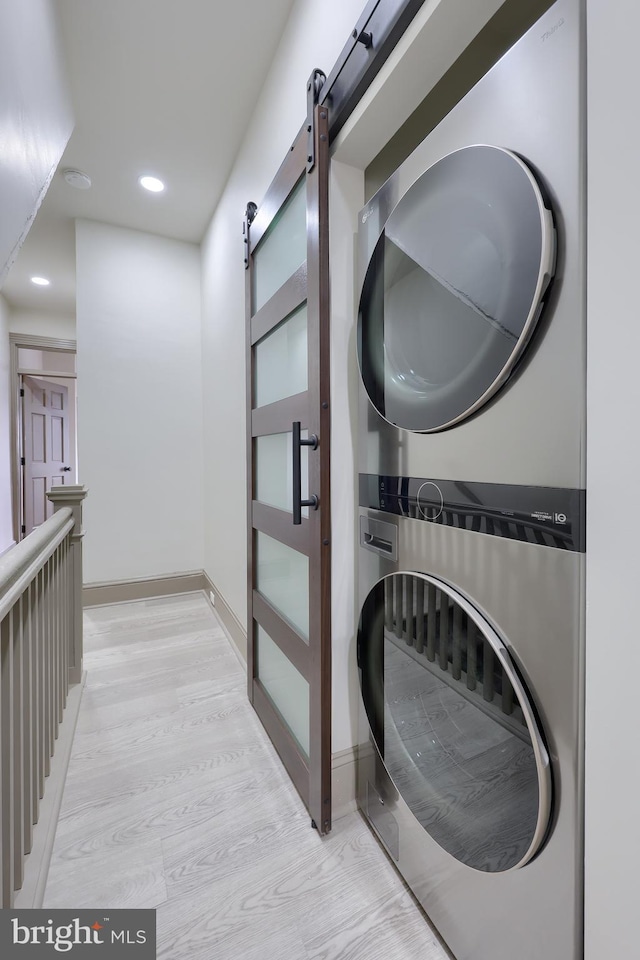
[331,746,358,821]
[83,571,206,607]
[202,573,247,664]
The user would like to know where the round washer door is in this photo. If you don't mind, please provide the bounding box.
[357,145,556,432]
[358,572,552,872]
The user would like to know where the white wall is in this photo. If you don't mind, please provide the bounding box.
[584,1,640,956]
[0,294,12,553]
[0,0,73,286]
[9,310,76,340]
[76,220,204,584]
[200,0,366,635]
[329,161,364,752]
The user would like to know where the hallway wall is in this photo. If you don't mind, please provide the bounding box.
[9,310,76,340]
[0,294,11,553]
[0,0,72,552]
[76,220,204,584]
[0,0,73,286]
[585,0,640,955]
[200,0,366,653]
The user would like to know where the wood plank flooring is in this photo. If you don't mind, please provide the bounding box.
[43,593,451,960]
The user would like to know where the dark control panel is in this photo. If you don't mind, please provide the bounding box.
[359,474,586,553]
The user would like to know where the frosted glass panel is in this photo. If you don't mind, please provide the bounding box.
[256,532,309,641]
[257,626,309,757]
[254,304,307,408]
[253,177,306,312]
[255,431,309,517]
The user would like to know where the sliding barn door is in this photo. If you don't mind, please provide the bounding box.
[245,105,331,833]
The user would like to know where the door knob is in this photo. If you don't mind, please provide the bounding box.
[62,466,72,472]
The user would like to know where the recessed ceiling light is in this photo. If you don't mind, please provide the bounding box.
[139,175,165,193]
[31,276,50,286]
[63,168,92,190]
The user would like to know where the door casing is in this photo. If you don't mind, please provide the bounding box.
[9,333,77,542]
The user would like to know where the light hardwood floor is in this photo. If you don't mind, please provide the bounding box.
[43,593,451,960]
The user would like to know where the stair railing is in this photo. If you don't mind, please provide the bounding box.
[0,485,87,907]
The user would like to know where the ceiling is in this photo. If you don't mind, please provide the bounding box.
[2,0,297,316]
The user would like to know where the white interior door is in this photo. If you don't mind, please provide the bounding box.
[22,375,71,536]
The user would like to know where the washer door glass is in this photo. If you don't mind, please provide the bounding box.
[358,572,552,872]
[357,145,556,432]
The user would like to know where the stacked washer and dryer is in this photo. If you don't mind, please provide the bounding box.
[355,1,585,959]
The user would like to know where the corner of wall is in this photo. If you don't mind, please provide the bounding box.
[0,293,12,552]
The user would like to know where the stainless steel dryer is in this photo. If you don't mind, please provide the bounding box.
[356,2,585,959]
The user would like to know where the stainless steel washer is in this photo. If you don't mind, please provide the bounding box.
[355,2,585,958]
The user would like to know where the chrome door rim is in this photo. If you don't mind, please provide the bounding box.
[356,144,557,433]
[359,569,553,871]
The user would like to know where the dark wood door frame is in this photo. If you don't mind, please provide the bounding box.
[245,107,331,833]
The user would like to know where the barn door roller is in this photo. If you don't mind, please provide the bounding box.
[306,68,327,172]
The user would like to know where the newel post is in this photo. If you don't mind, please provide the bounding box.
[46,485,88,684]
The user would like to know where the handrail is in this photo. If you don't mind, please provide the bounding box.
[0,510,74,622]
[0,485,87,908]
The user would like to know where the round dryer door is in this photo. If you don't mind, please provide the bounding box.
[357,145,556,432]
[358,572,552,872]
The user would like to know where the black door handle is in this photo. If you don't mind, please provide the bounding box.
[62,466,72,472]
[292,421,318,524]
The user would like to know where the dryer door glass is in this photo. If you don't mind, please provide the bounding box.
[358,572,552,872]
[357,145,556,432]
